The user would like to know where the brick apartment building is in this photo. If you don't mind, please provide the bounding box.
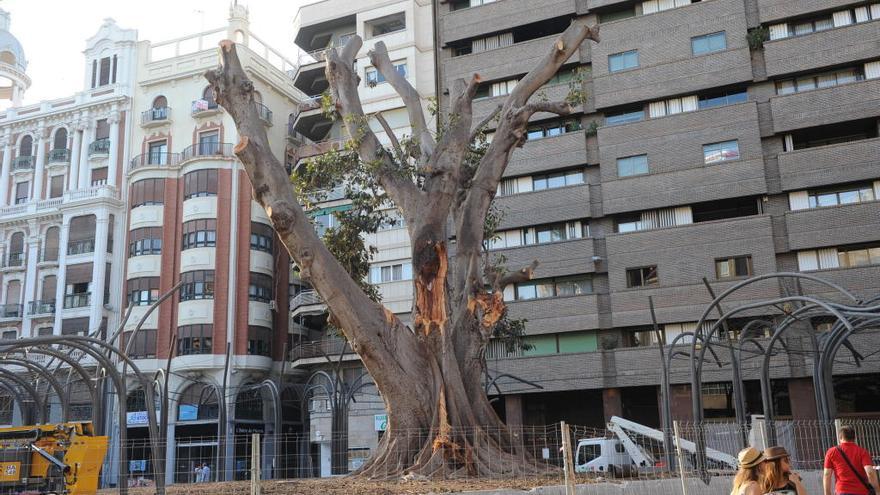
[434,0,880,428]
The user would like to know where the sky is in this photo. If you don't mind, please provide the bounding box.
[3,0,310,105]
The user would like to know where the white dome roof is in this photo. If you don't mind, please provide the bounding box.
[0,9,26,72]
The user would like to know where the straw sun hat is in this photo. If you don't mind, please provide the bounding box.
[738,447,764,469]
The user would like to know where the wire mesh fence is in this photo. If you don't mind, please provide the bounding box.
[93,417,880,494]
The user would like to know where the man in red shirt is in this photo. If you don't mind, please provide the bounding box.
[824,425,880,495]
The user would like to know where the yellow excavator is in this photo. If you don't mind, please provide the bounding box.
[0,422,108,495]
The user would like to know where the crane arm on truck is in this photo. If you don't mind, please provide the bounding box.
[608,423,656,467]
[609,416,737,469]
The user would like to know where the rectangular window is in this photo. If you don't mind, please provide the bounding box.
[508,275,593,301]
[626,266,659,288]
[248,273,274,302]
[715,256,753,279]
[123,329,157,359]
[532,169,585,190]
[177,324,213,355]
[703,140,740,164]
[698,90,747,109]
[691,32,726,55]
[808,184,875,208]
[838,245,880,268]
[179,270,215,301]
[525,119,581,141]
[609,50,639,72]
[775,67,865,95]
[181,219,217,250]
[130,178,164,208]
[605,109,645,126]
[198,131,220,155]
[98,57,111,86]
[250,222,274,253]
[128,227,162,257]
[91,167,108,186]
[148,141,168,165]
[49,175,64,198]
[14,182,28,204]
[183,169,218,199]
[617,154,649,177]
[365,61,408,86]
[127,277,160,306]
[247,326,272,356]
[369,263,413,283]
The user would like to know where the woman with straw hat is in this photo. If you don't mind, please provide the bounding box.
[733,447,765,495]
[760,446,808,495]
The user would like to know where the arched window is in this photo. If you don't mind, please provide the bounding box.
[152,95,168,109]
[178,383,219,421]
[44,227,60,262]
[19,135,33,157]
[0,51,15,66]
[53,128,68,150]
[68,216,96,255]
[8,232,24,266]
[235,386,263,421]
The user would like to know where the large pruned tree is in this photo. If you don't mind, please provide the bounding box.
[205,20,599,478]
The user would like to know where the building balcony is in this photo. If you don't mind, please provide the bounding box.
[64,292,91,309]
[28,300,56,316]
[769,78,880,134]
[763,20,880,78]
[293,50,328,96]
[129,152,180,171]
[0,304,22,320]
[586,0,630,8]
[490,237,596,279]
[38,249,59,266]
[88,138,110,157]
[606,215,779,326]
[495,183,591,230]
[506,131,587,177]
[191,99,221,117]
[598,102,767,214]
[291,289,326,318]
[291,96,331,142]
[141,107,172,127]
[255,102,273,125]
[591,0,752,108]
[443,34,581,88]
[777,137,880,191]
[507,293,600,334]
[13,155,34,171]
[48,148,71,165]
[179,142,235,163]
[289,338,351,363]
[786,201,880,251]
[798,265,880,301]
[756,0,856,23]
[440,0,577,44]
[67,238,95,256]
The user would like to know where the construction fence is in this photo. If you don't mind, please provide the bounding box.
[108,418,880,494]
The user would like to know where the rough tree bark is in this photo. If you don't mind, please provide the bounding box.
[205,20,598,478]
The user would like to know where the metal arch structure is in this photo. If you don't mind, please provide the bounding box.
[648,272,880,482]
[0,358,69,422]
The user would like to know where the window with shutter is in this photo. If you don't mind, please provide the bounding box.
[49,175,64,198]
[98,57,111,86]
[91,168,108,186]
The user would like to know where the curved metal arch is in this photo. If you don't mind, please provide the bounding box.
[0,368,46,424]
[0,380,30,424]
[10,347,100,425]
[0,358,69,422]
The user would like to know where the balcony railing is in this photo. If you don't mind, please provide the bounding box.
[13,155,34,170]
[191,99,219,116]
[0,304,22,319]
[64,293,91,309]
[291,289,324,310]
[28,300,55,315]
[48,148,71,164]
[141,107,171,125]
[88,138,111,156]
[6,252,24,267]
[289,338,350,362]
[130,152,180,170]
[67,238,95,255]
[180,142,234,162]
[255,102,273,124]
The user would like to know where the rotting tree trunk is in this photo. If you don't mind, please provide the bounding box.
[205,21,598,478]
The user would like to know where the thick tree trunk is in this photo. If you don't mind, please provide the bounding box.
[206,20,598,479]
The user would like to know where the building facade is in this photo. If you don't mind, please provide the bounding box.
[435,0,880,427]
[0,13,135,427]
[287,0,436,476]
[116,5,306,485]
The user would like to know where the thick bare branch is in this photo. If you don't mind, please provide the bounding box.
[453,21,599,298]
[368,41,435,162]
[470,104,502,142]
[205,41,405,375]
[325,36,421,217]
[518,100,574,119]
[484,260,539,293]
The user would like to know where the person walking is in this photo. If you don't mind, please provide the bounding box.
[824,425,880,495]
[193,463,203,483]
[732,447,765,495]
[200,463,212,483]
[760,446,808,495]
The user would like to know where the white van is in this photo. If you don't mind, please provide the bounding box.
[574,438,632,476]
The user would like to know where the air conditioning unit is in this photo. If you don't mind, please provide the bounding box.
[269,300,277,311]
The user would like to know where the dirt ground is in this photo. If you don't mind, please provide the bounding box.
[114,476,570,495]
